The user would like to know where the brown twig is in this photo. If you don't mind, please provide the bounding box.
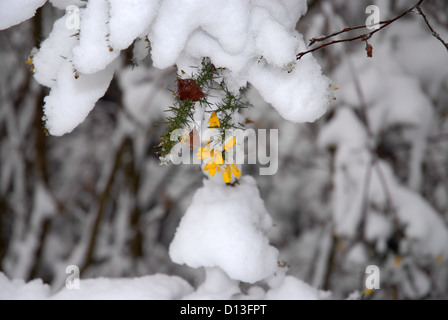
[308,22,387,46]
[415,4,448,52]
[80,138,131,274]
[297,0,425,59]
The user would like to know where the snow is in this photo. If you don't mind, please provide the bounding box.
[333,29,437,191]
[169,176,279,284]
[26,0,330,135]
[53,274,193,300]
[49,0,86,11]
[400,265,431,299]
[252,7,300,67]
[43,59,116,136]
[0,0,47,30]
[33,14,79,88]
[72,0,120,74]
[345,244,368,266]
[388,21,448,97]
[265,276,327,300]
[0,272,192,300]
[31,10,117,136]
[247,56,330,123]
[371,163,448,258]
[183,267,240,300]
[151,0,330,122]
[364,211,393,246]
[149,0,251,68]
[0,273,51,300]
[108,0,160,51]
[318,107,448,258]
[1,0,447,301]
[0,271,329,300]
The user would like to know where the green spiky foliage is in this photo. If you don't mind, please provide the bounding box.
[157,58,249,159]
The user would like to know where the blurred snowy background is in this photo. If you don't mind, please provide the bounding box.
[0,0,448,299]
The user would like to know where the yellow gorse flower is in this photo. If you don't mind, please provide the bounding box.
[223,165,232,183]
[208,112,220,128]
[26,56,34,73]
[364,289,373,296]
[223,163,241,183]
[197,137,241,184]
[204,161,221,177]
[223,137,236,152]
[197,146,212,159]
[229,163,241,179]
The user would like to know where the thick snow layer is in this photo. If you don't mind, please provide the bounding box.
[0,272,193,300]
[169,176,279,284]
[52,274,193,300]
[72,0,120,74]
[43,59,116,136]
[49,0,86,10]
[151,0,330,123]
[33,14,79,88]
[149,0,252,67]
[247,57,330,123]
[0,273,51,300]
[32,11,117,136]
[265,276,326,300]
[26,0,330,135]
[108,0,160,51]
[0,271,326,300]
[0,0,47,30]
[183,267,240,300]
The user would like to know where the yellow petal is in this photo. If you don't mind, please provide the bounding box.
[204,162,217,177]
[230,163,241,179]
[214,151,224,165]
[196,147,204,159]
[223,166,231,183]
[208,112,220,128]
[203,162,212,170]
[197,147,211,159]
[25,58,33,65]
[224,137,236,152]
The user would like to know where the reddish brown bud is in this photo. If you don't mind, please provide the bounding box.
[177,78,205,101]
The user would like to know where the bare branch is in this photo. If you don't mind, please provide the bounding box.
[308,22,386,47]
[416,4,448,52]
[297,0,426,59]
